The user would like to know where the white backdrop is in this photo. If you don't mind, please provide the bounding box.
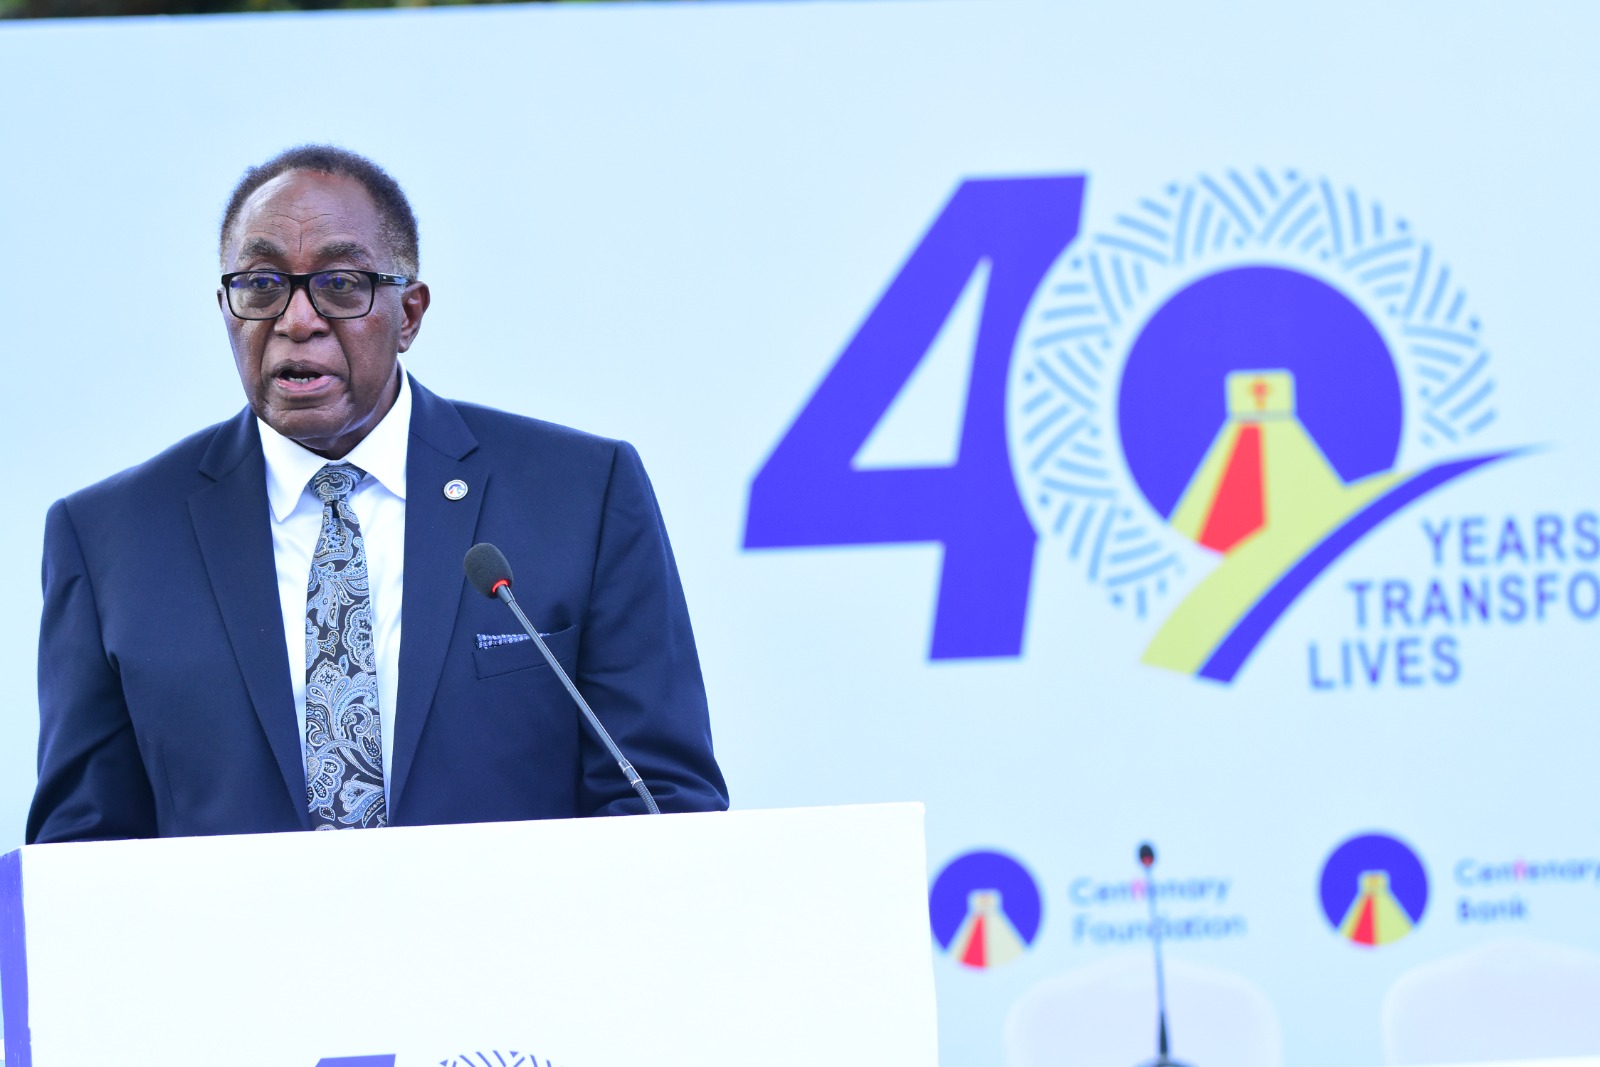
[2,2,1599,1064]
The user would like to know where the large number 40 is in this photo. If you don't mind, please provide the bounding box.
[743,177,1085,659]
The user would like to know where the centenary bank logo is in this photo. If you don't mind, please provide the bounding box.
[744,169,1520,680]
[1319,832,1429,947]
[929,850,1044,970]
[1453,852,1600,925]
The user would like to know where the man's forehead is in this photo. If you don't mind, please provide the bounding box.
[243,168,377,214]
[236,234,376,265]
[229,170,384,262]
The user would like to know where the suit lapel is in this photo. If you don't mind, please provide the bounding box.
[189,410,312,828]
[389,378,484,814]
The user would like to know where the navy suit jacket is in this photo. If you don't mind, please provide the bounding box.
[28,377,728,842]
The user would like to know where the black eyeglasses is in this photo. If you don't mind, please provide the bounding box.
[221,269,411,320]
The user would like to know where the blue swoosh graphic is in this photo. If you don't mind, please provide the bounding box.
[1198,449,1521,682]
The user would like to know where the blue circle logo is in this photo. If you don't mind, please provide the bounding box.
[1319,832,1429,947]
[929,850,1043,969]
[1120,265,1403,521]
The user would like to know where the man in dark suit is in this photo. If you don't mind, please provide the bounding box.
[28,146,727,842]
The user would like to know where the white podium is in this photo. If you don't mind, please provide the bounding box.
[0,804,938,1067]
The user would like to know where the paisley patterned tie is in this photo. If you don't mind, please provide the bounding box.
[304,463,387,829]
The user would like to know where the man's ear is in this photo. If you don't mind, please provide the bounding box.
[398,282,431,353]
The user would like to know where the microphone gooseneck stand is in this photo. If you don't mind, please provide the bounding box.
[463,542,661,815]
[1137,842,1194,1067]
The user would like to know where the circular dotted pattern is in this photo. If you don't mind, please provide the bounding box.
[1007,168,1498,617]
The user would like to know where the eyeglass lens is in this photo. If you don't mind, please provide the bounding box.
[227,271,374,319]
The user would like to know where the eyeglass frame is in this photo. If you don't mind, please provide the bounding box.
[220,269,413,321]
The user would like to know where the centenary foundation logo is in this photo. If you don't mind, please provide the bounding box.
[1319,832,1429,947]
[744,168,1538,682]
[1068,865,1246,947]
[929,850,1044,970]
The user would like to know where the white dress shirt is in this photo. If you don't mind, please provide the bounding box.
[257,373,410,786]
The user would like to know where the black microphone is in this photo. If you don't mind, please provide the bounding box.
[463,542,661,815]
[1136,842,1193,1067]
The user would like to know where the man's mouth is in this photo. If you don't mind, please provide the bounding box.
[273,366,337,393]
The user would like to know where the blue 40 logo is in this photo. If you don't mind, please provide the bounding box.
[743,177,1085,659]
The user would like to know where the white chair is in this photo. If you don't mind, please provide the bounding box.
[1382,938,1600,1064]
[1005,952,1282,1067]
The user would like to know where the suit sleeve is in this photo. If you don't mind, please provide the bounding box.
[577,441,729,816]
[27,499,158,843]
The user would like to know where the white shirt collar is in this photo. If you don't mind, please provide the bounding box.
[258,370,412,523]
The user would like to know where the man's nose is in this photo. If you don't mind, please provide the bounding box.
[275,283,329,339]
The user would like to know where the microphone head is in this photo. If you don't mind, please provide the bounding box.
[1138,842,1156,868]
[464,542,514,598]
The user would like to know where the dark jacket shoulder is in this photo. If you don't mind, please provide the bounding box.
[443,398,635,488]
[449,399,624,455]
